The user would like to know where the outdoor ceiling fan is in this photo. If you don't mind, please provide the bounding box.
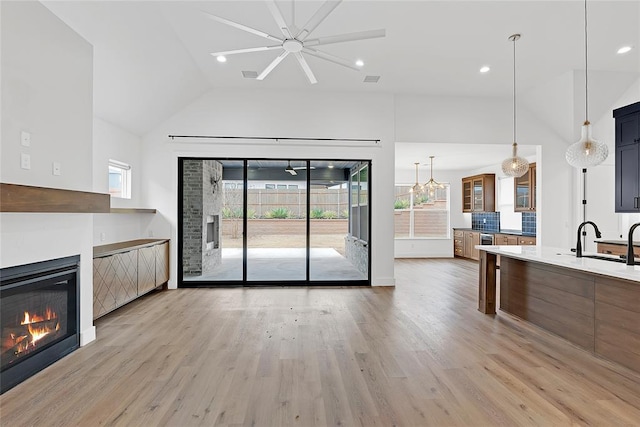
[205,0,386,84]
[285,161,315,175]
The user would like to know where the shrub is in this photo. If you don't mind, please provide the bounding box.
[265,207,290,219]
[341,209,349,219]
[222,207,255,219]
[394,199,410,209]
[322,210,337,219]
[310,208,325,219]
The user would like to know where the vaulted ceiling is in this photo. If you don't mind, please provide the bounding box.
[43,1,639,142]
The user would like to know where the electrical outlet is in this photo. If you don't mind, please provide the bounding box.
[483,218,487,224]
[20,153,31,170]
[100,232,106,242]
[52,162,61,176]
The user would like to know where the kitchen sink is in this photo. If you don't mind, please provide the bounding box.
[579,254,627,263]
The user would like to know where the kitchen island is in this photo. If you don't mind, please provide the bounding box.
[478,245,640,374]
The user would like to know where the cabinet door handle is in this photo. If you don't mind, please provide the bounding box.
[635,196,640,209]
[635,138,640,143]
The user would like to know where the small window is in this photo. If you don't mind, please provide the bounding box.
[265,184,275,189]
[109,160,131,199]
[287,184,298,189]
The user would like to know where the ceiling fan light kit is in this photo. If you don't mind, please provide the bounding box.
[206,0,385,84]
[565,0,608,168]
[501,33,529,178]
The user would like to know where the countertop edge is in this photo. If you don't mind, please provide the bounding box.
[94,239,170,258]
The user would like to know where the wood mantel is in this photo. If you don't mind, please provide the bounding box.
[0,183,110,213]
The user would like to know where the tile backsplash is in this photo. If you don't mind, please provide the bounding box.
[471,212,501,232]
[522,212,536,235]
[471,211,536,235]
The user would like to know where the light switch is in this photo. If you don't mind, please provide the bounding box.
[20,153,31,170]
[52,162,61,176]
[21,131,31,147]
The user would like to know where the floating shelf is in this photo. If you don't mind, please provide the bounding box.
[1,183,110,213]
[109,208,157,214]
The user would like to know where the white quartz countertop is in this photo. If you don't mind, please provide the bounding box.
[477,245,640,283]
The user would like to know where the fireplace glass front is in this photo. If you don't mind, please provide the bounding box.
[1,255,79,393]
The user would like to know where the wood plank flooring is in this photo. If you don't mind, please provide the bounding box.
[2,258,640,426]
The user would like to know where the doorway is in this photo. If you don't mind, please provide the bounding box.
[178,158,370,286]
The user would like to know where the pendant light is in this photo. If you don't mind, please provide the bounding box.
[501,34,529,178]
[410,162,423,194]
[565,0,608,168]
[424,156,444,197]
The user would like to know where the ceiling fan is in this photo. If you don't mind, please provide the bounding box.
[285,161,315,175]
[204,0,386,84]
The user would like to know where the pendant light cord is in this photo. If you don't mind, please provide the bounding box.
[584,0,589,123]
[513,35,517,145]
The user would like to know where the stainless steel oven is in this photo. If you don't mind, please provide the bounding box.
[480,233,494,245]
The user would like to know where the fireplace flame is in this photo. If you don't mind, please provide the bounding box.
[4,307,61,357]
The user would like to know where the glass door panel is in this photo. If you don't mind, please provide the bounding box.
[246,160,307,282]
[309,161,365,281]
[181,159,244,283]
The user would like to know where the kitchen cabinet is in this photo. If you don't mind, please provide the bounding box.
[453,229,464,257]
[614,102,640,212]
[495,233,518,245]
[453,229,480,260]
[462,174,495,212]
[597,242,640,258]
[93,239,169,320]
[514,163,536,212]
[517,236,536,245]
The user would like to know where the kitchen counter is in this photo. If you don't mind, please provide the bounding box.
[94,238,169,257]
[478,245,640,282]
[477,244,640,375]
[453,228,536,237]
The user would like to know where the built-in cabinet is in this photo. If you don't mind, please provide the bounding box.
[614,102,640,212]
[93,239,169,319]
[453,229,479,260]
[455,229,536,261]
[596,242,640,258]
[514,163,536,212]
[462,174,495,212]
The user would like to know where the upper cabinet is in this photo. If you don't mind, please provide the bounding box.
[514,163,536,212]
[614,102,640,213]
[462,174,495,212]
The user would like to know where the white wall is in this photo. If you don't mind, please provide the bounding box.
[142,88,396,287]
[92,117,162,245]
[395,94,572,249]
[0,1,96,344]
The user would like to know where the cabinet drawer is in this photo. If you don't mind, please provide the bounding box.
[453,230,464,238]
[597,243,640,257]
[517,236,537,245]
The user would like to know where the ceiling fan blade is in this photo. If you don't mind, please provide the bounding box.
[265,0,293,39]
[201,10,282,42]
[293,53,317,84]
[302,47,359,71]
[211,45,283,57]
[304,29,386,47]
[296,0,342,41]
[257,51,290,80]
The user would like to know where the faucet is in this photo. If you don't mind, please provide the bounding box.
[627,222,640,266]
[576,221,601,258]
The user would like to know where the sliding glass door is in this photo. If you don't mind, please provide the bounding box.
[178,158,370,286]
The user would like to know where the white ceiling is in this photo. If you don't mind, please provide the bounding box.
[41,1,639,169]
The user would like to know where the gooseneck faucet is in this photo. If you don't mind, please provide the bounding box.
[576,221,602,258]
[627,222,640,266]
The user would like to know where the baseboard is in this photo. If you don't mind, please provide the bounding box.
[80,326,96,346]
[372,277,396,286]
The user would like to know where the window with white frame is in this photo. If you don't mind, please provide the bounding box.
[394,184,450,238]
[108,160,131,199]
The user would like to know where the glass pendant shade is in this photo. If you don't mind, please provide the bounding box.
[423,156,444,197]
[502,142,529,177]
[565,121,609,168]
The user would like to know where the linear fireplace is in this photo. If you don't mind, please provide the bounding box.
[1,255,80,394]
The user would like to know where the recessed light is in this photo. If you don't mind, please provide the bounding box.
[328,164,335,169]
[216,55,227,63]
[617,46,633,54]
[355,59,364,67]
[480,66,491,73]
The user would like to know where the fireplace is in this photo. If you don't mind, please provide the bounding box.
[1,255,80,394]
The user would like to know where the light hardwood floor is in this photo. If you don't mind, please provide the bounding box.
[2,258,640,426]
